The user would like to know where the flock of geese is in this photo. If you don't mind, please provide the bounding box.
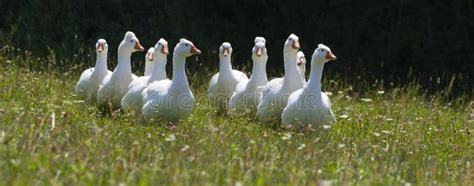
[75,31,337,130]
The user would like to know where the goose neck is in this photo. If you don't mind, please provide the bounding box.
[283,50,298,71]
[172,54,189,86]
[282,50,304,90]
[307,61,325,92]
[116,48,132,73]
[144,61,153,76]
[249,58,268,83]
[149,55,167,81]
[94,54,108,72]
[219,57,233,74]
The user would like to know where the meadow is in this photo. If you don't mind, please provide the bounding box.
[0,48,473,185]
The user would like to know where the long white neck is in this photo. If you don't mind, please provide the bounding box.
[149,54,167,82]
[115,46,132,74]
[94,53,108,73]
[249,57,268,85]
[306,60,325,93]
[219,56,233,75]
[282,49,304,91]
[172,54,189,87]
[144,61,153,76]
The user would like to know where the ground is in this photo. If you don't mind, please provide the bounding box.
[0,58,473,185]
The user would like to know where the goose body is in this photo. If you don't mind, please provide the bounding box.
[282,44,337,129]
[257,34,305,124]
[207,42,248,112]
[142,39,201,123]
[228,38,268,114]
[75,39,112,103]
[97,31,144,109]
[121,39,169,113]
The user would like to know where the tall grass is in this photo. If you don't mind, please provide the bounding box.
[0,48,473,185]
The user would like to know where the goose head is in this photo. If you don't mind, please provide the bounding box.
[174,38,201,57]
[254,36,266,44]
[146,47,155,62]
[297,50,306,75]
[119,31,145,53]
[96,39,108,55]
[297,51,307,79]
[153,38,169,58]
[312,44,337,64]
[219,42,232,58]
[252,41,268,62]
[283,34,300,53]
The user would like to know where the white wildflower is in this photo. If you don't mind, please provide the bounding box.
[339,114,349,119]
[165,134,176,142]
[282,133,292,140]
[297,144,306,150]
[360,98,372,102]
[181,145,190,152]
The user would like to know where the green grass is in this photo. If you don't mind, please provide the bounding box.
[0,56,473,185]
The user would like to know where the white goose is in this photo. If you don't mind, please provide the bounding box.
[257,34,305,124]
[282,44,337,129]
[142,39,201,123]
[121,38,169,113]
[297,51,307,81]
[97,31,144,108]
[207,42,249,112]
[75,39,112,103]
[228,38,268,114]
[144,47,155,76]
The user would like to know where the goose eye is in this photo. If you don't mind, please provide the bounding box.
[185,44,189,47]
[130,40,134,43]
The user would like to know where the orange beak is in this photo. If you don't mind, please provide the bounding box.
[190,45,201,55]
[134,42,144,51]
[223,48,229,57]
[97,43,104,53]
[161,44,169,54]
[256,47,263,57]
[291,40,300,49]
[147,53,153,61]
[326,51,337,60]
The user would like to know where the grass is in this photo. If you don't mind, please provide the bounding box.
[0,54,473,185]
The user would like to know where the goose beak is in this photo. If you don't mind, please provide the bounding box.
[147,53,153,61]
[161,44,169,54]
[326,51,337,61]
[134,42,144,52]
[190,45,201,55]
[223,48,229,57]
[256,47,263,57]
[291,40,300,49]
[97,43,104,53]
